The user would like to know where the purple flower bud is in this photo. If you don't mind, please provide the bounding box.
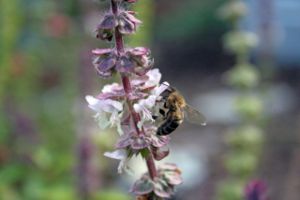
[131,174,153,195]
[150,134,170,148]
[92,48,117,78]
[131,163,182,198]
[96,13,116,41]
[245,180,267,200]
[118,17,135,35]
[99,13,116,29]
[127,47,153,75]
[92,47,153,77]
[115,55,136,73]
[92,48,113,55]
[118,11,142,35]
[95,56,116,72]
[151,146,169,161]
[153,179,172,198]
[130,47,150,56]
[96,10,141,40]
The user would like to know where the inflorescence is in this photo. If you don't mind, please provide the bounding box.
[86,0,182,199]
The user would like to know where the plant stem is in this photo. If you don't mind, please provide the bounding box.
[110,0,157,181]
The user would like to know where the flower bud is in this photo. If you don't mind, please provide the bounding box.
[118,11,142,35]
[96,13,116,41]
[131,163,182,198]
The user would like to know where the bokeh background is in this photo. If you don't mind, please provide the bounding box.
[1,0,300,199]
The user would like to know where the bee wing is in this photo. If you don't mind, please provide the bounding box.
[184,104,207,126]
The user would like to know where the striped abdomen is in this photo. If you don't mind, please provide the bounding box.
[157,116,183,136]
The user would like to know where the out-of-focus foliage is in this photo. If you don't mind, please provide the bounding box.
[218,180,244,200]
[0,0,131,199]
[157,0,226,40]
[225,64,259,89]
[0,0,78,199]
[216,0,265,199]
[129,0,154,46]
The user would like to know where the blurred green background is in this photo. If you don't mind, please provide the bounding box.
[1,0,300,199]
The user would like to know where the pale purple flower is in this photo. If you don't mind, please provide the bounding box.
[85,95,123,130]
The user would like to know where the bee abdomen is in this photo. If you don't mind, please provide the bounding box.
[157,118,183,136]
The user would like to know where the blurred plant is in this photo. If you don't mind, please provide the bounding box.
[129,0,154,46]
[216,0,265,199]
[1,1,88,199]
[86,0,183,199]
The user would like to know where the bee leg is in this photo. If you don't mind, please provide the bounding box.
[159,109,166,117]
[152,115,158,120]
[163,102,168,108]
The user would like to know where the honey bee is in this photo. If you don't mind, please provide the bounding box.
[154,83,206,136]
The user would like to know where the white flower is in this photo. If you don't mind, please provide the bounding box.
[133,95,156,129]
[133,82,169,129]
[104,149,132,174]
[142,69,162,89]
[85,95,123,131]
[102,83,122,93]
[152,81,169,97]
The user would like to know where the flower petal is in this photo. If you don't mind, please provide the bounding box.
[92,48,112,55]
[153,181,172,198]
[117,157,133,174]
[129,47,149,56]
[159,163,179,171]
[144,69,161,88]
[85,95,104,112]
[151,135,170,148]
[102,83,121,93]
[118,16,135,34]
[99,14,116,29]
[116,56,135,73]
[104,149,127,160]
[152,147,169,161]
[153,82,169,97]
[125,11,142,24]
[164,171,183,185]
[101,99,123,113]
[94,112,110,129]
[116,135,132,149]
[131,176,154,195]
[97,56,116,72]
[131,136,149,150]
